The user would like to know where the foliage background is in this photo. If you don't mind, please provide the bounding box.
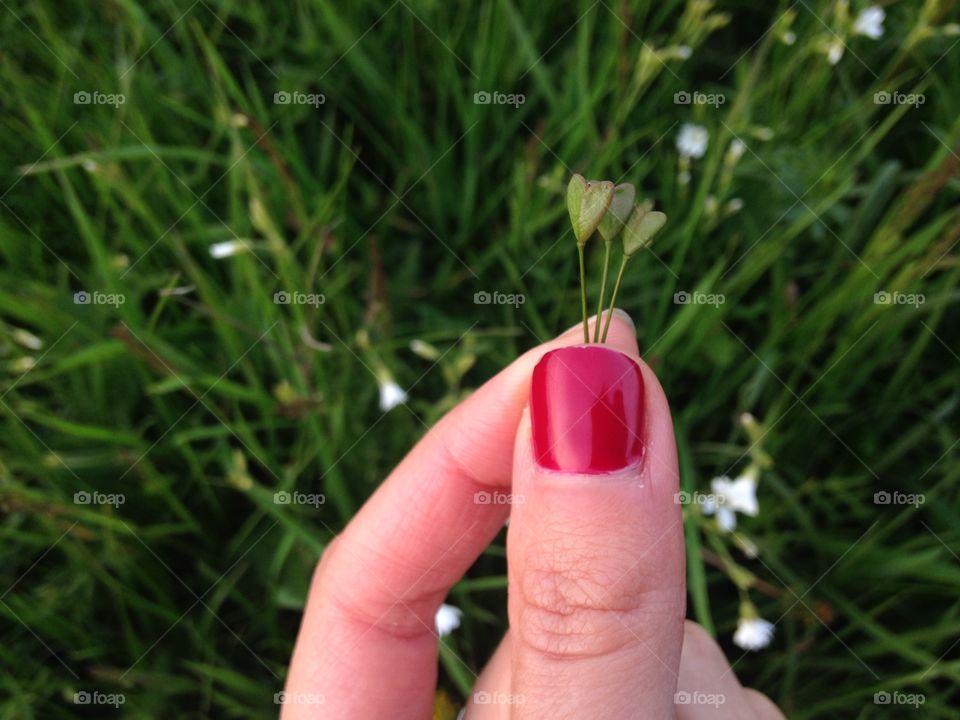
[1,0,959,717]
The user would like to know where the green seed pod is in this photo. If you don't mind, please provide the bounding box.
[622,208,667,256]
[597,182,636,243]
[567,174,615,245]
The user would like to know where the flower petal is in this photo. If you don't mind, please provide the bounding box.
[716,507,737,532]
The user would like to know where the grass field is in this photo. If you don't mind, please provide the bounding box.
[2,0,960,717]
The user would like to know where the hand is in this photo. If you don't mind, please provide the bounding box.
[282,312,784,718]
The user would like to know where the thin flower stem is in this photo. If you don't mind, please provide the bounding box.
[600,254,630,343]
[578,243,589,343]
[593,241,612,342]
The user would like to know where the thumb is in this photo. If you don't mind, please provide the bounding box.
[506,339,685,718]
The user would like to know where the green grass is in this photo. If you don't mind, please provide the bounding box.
[2,0,960,717]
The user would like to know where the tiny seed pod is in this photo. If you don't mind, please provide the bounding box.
[567,174,615,245]
[597,182,636,243]
[622,209,667,257]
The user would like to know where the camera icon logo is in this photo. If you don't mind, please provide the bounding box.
[874,291,891,305]
[274,291,291,305]
[74,491,91,504]
[74,91,91,105]
[675,691,692,704]
[873,91,891,105]
[274,91,291,104]
[473,91,491,105]
[274,491,291,505]
[74,291,91,305]
[74,691,91,704]
[674,291,691,305]
[674,91,691,105]
[873,490,891,505]
[474,290,491,304]
[874,691,891,704]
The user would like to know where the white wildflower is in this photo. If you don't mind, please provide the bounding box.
[853,6,885,40]
[378,372,407,411]
[726,138,747,164]
[826,39,845,65]
[435,603,462,637]
[782,31,797,45]
[702,473,759,532]
[734,616,775,651]
[676,123,709,159]
[12,328,42,351]
[209,239,252,258]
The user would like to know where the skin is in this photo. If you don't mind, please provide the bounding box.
[282,311,785,719]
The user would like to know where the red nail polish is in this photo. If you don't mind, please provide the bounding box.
[530,346,645,473]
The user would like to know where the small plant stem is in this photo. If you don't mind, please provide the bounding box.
[593,241,612,342]
[578,243,589,343]
[600,254,630,343]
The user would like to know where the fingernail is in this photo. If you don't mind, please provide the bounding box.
[612,308,635,329]
[530,346,645,473]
